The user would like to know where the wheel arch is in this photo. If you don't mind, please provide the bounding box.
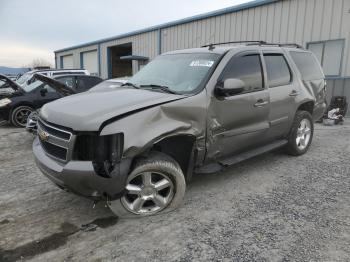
[133,134,197,181]
[297,100,314,115]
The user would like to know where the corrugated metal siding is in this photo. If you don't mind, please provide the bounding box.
[99,30,158,78]
[56,0,350,80]
[160,0,350,77]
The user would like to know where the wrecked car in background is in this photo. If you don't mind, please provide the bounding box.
[33,42,326,217]
[0,73,102,127]
[26,77,128,133]
[15,68,90,87]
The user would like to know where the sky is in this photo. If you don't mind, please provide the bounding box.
[0,0,252,68]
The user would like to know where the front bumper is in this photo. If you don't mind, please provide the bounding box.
[0,107,10,121]
[33,137,129,200]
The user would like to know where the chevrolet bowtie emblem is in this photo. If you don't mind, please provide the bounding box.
[39,130,50,141]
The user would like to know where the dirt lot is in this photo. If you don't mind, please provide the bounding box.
[0,121,349,262]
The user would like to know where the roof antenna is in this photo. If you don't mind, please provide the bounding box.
[208,43,215,51]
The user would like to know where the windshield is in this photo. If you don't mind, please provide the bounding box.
[16,72,33,86]
[22,79,44,92]
[128,53,220,94]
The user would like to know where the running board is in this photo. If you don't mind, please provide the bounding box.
[195,139,288,174]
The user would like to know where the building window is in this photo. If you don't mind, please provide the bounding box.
[307,39,344,77]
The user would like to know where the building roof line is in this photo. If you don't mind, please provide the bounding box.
[55,0,278,53]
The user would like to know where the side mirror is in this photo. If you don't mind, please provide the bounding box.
[215,78,245,97]
[40,88,48,97]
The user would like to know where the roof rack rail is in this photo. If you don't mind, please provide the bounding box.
[202,41,304,50]
[202,41,266,50]
[247,42,303,48]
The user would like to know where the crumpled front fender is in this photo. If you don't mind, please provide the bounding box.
[100,91,207,159]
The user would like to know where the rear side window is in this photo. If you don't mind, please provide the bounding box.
[220,54,263,93]
[290,51,324,81]
[264,54,291,87]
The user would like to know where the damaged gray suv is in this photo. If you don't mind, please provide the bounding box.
[34,42,326,217]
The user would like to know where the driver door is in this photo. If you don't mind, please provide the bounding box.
[35,84,62,108]
[207,51,270,159]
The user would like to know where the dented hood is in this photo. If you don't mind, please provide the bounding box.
[40,87,185,131]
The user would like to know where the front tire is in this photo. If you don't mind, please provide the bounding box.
[11,106,34,127]
[286,110,314,156]
[108,152,186,218]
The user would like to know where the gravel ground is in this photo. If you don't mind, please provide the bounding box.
[0,121,349,262]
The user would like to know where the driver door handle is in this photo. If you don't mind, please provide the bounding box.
[254,99,268,107]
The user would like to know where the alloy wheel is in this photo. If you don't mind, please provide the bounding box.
[121,171,174,215]
[296,118,312,150]
[15,108,32,126]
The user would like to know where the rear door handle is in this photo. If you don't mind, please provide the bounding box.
[289,90,300,97]
[254,99,268,107]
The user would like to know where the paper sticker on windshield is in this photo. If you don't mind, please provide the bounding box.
[190,60,214,67]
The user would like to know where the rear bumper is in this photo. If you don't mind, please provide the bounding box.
[33,137,130,200]
[313,101,327,121]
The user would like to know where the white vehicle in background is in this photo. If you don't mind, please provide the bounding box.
[16,69,90,87]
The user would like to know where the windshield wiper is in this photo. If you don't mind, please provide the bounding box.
[139,84,179,94]
[121,82,140,89]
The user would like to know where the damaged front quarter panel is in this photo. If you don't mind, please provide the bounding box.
[99,90,208,163]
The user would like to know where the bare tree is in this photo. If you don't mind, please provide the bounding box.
[23,58,53,69]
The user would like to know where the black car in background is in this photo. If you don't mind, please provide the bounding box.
[0,74,102,127]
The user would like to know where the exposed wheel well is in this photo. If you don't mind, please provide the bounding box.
[150,135,196,178]
[297,101,314,115]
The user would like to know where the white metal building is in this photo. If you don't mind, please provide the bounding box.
[55,0,350,103]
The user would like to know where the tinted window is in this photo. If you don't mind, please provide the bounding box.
[56,76,75,88]
[220,54,263,93]
[43,84,57,93]
[290,51,324,81]
[264,54,291,87]
[77,76,101,92]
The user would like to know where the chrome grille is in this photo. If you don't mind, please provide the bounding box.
[37,119,75,162]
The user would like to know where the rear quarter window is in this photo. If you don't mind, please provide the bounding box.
[289,51,324,81]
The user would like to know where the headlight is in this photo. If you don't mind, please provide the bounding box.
[0,98,11,107]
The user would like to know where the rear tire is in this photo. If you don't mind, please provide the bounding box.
[286,110,314,156]
[108,152,186,218]
[11,106,34,127]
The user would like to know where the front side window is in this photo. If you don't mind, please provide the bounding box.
[16,73,32,86]
[307,39,344,76]
[264,54,291,88]
[219,54,263,94]
[56,76,75,88]
[128,53,220,94]
[22,80,43,92]
[43,84,57,93]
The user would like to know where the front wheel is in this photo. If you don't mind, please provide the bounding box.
[286,110,314,156]
[11,106,34,127]
[108,152,186,218]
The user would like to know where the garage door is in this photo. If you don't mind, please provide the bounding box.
[62,55,73,69]
[82,51,98,75]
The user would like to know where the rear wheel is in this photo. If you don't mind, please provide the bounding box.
[286,110,314,156]
[11,106,34,127]
[108,152,186,218]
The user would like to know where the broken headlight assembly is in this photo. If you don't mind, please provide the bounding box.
[73,133,124,178]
